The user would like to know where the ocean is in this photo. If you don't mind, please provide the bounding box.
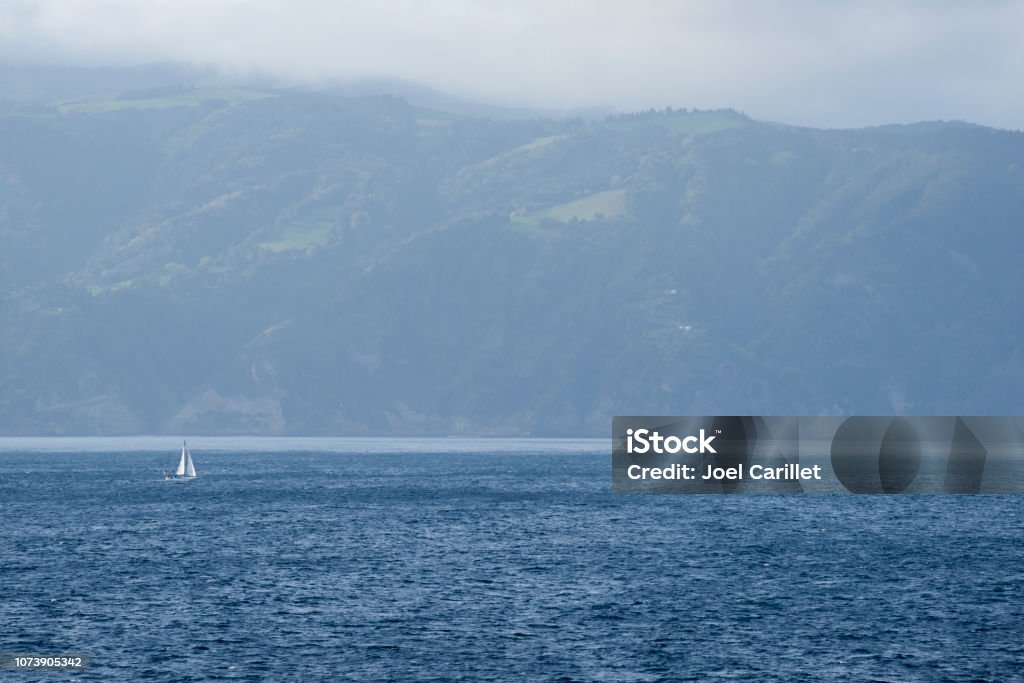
[0,438,1021,681]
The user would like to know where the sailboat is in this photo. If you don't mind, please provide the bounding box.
[166,440,197,481]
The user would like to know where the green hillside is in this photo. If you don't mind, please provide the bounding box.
[1,83,1022,434]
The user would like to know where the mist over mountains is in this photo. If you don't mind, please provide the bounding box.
[2,65,1022,435]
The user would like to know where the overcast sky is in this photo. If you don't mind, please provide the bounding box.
[1,0,1022,129]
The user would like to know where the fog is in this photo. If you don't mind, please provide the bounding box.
[1,0,1022,129]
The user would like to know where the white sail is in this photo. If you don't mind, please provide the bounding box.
[173,440,197,478]
[184,444,197,478]
[176,441,188,476]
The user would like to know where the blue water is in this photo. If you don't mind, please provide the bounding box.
[1,439,1022,681]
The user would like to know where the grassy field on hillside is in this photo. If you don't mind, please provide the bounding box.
[57,88,275,113]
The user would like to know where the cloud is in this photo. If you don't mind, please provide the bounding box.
[1,0,1022,129]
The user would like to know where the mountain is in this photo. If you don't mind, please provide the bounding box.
[1,72,1022,435]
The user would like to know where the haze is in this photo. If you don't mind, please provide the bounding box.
[1,1,1022,129]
